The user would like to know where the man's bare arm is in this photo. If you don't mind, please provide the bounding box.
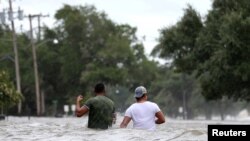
[155,111,165,124]
[75,95,89,117]
[120,116,131,128]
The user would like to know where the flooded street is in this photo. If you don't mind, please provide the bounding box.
[0,116,249,141]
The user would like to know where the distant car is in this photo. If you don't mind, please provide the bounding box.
[54,113,63,118]
[0,115,5,120]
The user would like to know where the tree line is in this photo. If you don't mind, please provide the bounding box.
[1,1,250,120]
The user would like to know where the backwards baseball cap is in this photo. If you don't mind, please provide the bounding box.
[134,86,147,98]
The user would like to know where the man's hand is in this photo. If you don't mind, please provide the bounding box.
[75,95,88,117]
[155,111,165,124]
[76,95,83,102]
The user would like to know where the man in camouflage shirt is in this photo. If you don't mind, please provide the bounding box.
[76,83,116,129]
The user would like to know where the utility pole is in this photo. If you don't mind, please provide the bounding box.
[182,74,188,120]
[37,14,49,115]
[28,14,49,116]
[37,14,49,41]
[29,14,41,116]
[41,90,44,115]
[182,90,187,120]
[38,15,41,41]
[8,0,22,114]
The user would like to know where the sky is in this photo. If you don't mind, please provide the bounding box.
[0,0,212,62]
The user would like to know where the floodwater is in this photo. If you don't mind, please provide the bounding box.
[0,115,249,141]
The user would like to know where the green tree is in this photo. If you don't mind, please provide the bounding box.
[152,5,203,74]
[37,4,159,114]
[0,70,23,110]
[0,25,32,115]
[151,68,198,119]
[153,1,250,101]
[195,0,250,100]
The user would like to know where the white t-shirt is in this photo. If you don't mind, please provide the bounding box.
[125,101,161,130]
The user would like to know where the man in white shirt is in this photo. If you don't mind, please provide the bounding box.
[120,86,165,130]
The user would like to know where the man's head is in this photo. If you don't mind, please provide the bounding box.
[134,86,147,101]
[94,83,105,94]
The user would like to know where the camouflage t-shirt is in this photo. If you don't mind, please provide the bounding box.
[84,95,115,129]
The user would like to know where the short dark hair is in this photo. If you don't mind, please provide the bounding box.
[136,94,146,101]
[94,83,105,93]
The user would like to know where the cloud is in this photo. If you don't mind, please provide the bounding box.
[3,0,212,58]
